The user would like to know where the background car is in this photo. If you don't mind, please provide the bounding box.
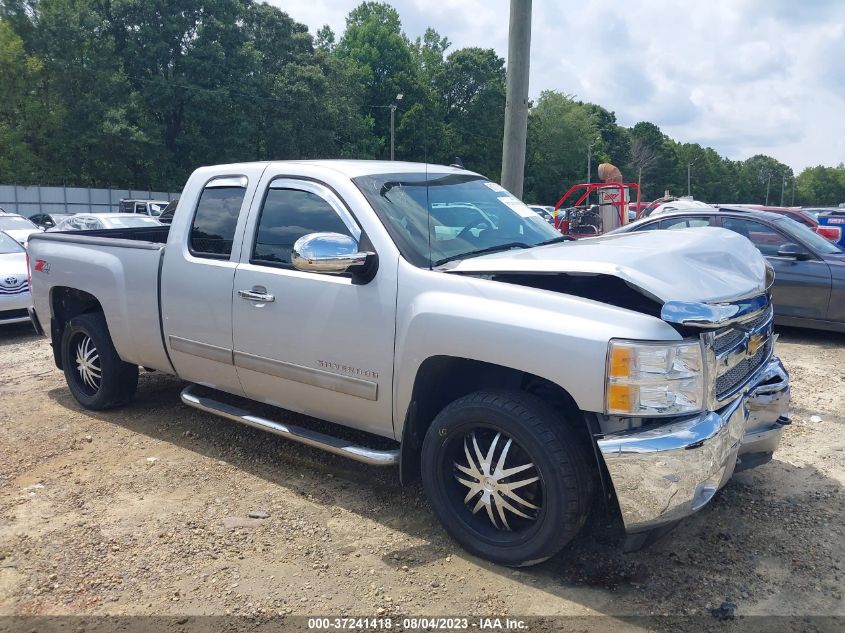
[0,230,32,325]
[0,212,43,246]
[527,204,555,224]
[28,212,73,230]
[610,208,845,332]
[734,205,841,243]
[645,198,713,216]
[49,213,162,231]
[119,199,170,217]
[813,209,845,247]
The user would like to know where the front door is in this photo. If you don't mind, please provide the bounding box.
[231,177,397,438]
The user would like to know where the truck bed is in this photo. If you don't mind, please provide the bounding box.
[43,225,170,245]
[27,228,174,374]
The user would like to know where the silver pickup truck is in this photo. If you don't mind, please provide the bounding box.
[27,160,790,566]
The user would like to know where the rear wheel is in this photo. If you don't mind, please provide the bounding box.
[421,390,592,566]
[61,313,138,410]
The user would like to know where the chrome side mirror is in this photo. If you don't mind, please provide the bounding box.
[292,232,374,275]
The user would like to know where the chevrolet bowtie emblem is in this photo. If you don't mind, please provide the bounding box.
[747,333,765,356]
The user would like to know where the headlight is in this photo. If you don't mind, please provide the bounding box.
[605,339,706,416]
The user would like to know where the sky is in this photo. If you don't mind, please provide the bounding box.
[269,0,845,172]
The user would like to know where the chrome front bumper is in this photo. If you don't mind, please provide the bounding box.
[597,356,790,534]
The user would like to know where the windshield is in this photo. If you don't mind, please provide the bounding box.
[0,216,37,230]
[0,231,24,253]
[353,173,561,267]
[148,202,168,216]
[776,217,843,254]
[102,216,160,228]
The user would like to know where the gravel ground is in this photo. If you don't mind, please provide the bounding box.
[0,322,843,629]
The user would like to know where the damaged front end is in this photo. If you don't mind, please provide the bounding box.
[444,229,789,543]
[597,291,790,545]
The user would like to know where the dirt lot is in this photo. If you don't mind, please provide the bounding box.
[0,322,843,629]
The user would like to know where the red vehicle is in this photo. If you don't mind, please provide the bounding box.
[742,205,841,242]
[551,182,642,237]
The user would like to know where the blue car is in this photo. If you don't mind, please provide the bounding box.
[818,210,845,248]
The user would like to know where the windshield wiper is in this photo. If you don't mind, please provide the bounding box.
[536,235,574,246]
[434,242,531,266]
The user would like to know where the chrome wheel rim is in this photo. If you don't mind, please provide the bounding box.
[74,334,101,393]
[452,429,542,532]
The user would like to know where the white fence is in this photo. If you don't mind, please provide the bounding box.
[0,184,180,218]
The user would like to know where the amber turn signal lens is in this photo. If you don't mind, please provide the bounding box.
[609,345,633,378]
[607,383,634,412]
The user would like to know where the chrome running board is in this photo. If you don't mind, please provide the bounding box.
[180,385,400,466]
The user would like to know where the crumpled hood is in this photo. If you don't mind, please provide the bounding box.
[446,227,768,304]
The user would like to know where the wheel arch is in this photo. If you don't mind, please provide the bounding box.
[398,356,600,486]
[49,287,105,370]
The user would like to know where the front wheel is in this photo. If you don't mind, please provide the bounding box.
[61,312,138,410]
[421,390,592,566]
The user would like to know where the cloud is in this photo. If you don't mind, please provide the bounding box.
[269,0,844,171]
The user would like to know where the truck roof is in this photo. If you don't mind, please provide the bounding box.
[192,160,479,179]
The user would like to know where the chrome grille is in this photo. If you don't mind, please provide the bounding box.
[713,306,774,400]
[715,337,773,396]
[713,310,770,354]
[0,280,29,295]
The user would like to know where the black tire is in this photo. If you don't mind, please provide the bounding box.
[421,389,593,567]
[61,312,138,410]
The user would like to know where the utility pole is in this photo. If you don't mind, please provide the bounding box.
[390,105,396,161]
[780,173,786,206]
[791,179,796,206]
[687,163,692,196]
[500,0,532,198]
[765,173,772,205]
[389,93,404,161]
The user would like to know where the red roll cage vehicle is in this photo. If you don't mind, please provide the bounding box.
[551,182,642,237]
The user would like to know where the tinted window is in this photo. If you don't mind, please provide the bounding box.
[190,186,246,258]
[252,188,353,265]
[632,221,659,231]
[776,216,843,255]
[660,216,711,230]
[787,212,814,227]
[720,217,789,257]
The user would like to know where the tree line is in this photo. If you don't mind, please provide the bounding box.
[1,0,843,207]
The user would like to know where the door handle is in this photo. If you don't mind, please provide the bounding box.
[238,288,275,303]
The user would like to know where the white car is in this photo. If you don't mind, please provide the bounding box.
[528,204,556,224]
[0,231,32,325]
[49,213,162,231]
[0,213,43,247]
[648,197,713,216]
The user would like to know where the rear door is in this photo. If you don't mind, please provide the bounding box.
[717,216,832,320]
[231,174,397,437]
[161,170,263,395]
